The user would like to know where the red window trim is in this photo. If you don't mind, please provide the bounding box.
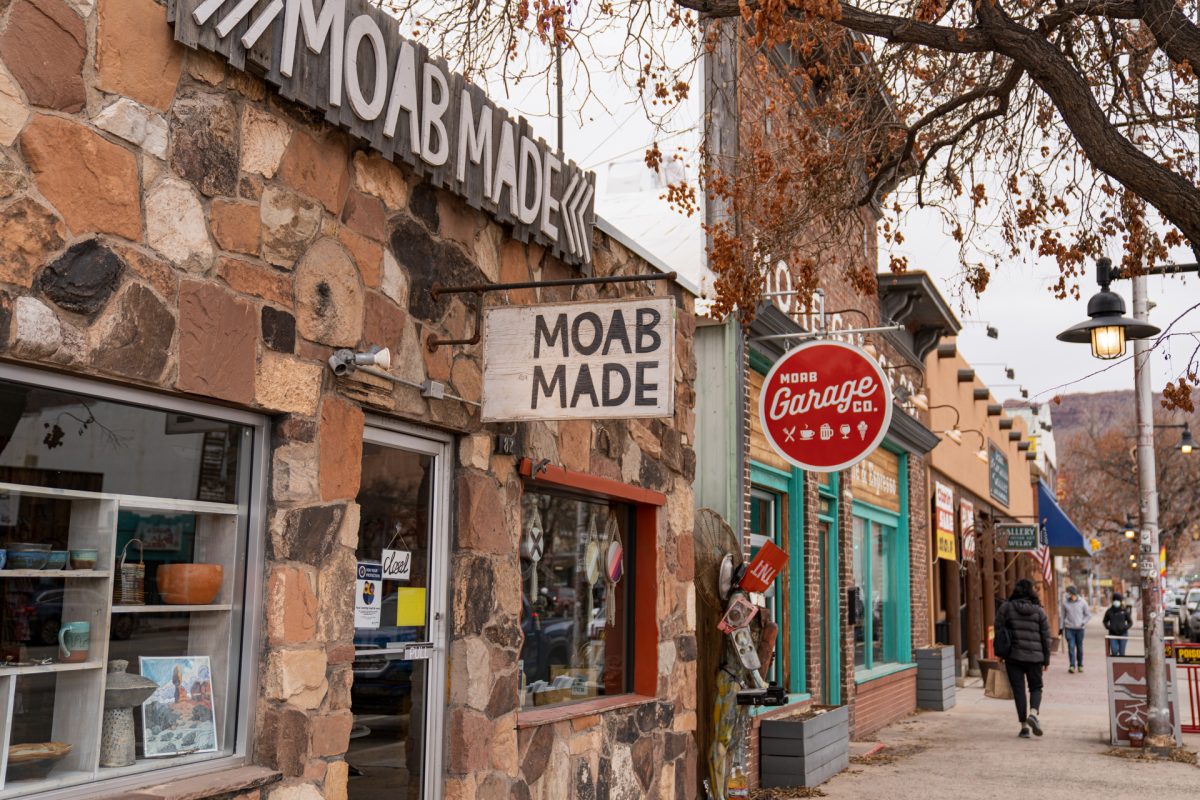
[518,458,667,506]
[518,458,660,701]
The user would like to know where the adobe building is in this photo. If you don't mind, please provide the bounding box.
[0,0,699,797]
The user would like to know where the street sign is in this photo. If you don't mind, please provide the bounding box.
[1000,524,1039,551]
[758,341,893,473]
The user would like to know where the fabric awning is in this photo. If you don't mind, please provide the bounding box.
[1037,480,1091,556]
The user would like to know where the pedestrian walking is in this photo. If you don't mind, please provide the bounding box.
[1102,592,1132,656]
[1060,585,1092,672]
[995,579,1052,738]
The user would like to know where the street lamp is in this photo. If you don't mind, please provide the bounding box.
[1178,425,1194,455]
[1124,514,1138,539]
[1056,259,1161,358]
[1057,255,1200,752]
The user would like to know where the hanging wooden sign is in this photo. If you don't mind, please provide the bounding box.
[168,0,596,264]
[481,297,675,421]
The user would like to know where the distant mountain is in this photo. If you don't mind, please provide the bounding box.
[1047,390,1137,441]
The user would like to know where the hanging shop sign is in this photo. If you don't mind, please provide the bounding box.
[381,548,412,581]
[934,481,957,561]
[960,498,976,562]
[480,297,675,422]
[988,441,1009,506]
[169,0,596,264]
[758,341,893,472]
[999,524,1038,552]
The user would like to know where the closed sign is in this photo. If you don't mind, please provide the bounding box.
[482,297,675,421]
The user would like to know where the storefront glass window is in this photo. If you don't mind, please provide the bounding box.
[519,492,630,709]
[749,487,781,684]
[853,513,902,672]
[0,374,257,795]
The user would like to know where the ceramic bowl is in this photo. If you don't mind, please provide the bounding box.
[7,742,71,781]
[156,563,223,605]
[68,548,98,570]
[8,542,50,552]
[44,551,68,571]
[0,549,8,570]
[8,550,48,570]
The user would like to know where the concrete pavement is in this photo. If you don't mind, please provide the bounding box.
[820,617,1200,800]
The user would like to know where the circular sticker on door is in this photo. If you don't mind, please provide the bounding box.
[758,340,893,472]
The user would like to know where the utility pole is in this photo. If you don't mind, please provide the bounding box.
[1131,273,1171,748]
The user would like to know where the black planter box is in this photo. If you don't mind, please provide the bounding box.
[759,705,850,788]
[915,646,956,711]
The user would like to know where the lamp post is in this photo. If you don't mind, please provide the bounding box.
[1057,256,1200,751]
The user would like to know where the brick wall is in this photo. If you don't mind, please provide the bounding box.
[851,667,917,739]
[909,453,931,650]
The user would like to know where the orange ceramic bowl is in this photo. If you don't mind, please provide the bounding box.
[156,564,223,605]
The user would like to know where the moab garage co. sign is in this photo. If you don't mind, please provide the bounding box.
[481,297,675,422]
[759,341,892,472]
[168,0,596,265]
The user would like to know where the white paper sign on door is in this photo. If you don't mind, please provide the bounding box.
[355,562,383,629]
[382,549,412,581]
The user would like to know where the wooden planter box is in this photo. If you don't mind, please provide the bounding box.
[916,646,956,712]
[760,705,850,788]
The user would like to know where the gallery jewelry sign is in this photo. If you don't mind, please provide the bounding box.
[758,340,893,472]
[168,0,596,264]
[481,297,675,422]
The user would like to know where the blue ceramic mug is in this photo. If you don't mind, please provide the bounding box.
[58,621,89,663]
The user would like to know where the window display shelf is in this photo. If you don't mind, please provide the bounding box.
[111,604,232,614]
[0,569,111,579]
[0,769,94,799]
[0,661,103,676]
[0,482,241,517]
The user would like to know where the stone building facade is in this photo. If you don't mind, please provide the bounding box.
[0,0,698,798]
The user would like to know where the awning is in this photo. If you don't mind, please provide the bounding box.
[1037,481,1091,556]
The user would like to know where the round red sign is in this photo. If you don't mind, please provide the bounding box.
[758,341,893,472]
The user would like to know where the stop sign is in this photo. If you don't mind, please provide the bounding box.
[758,341,893,472]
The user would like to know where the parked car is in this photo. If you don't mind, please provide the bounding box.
[351,592,421,715]
[1181,588,1200,641]
[520,596,575,684]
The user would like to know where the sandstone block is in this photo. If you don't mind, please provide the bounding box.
[186,49,225,85]
[268,784,323,800]
[318,395,363,501]
[324,760,348,800]
[271,442,320,505]
[94,98,168,158]
[278,130,350,215]
[316,546,355,642]
[0,196,65,286]
[256,351,322,415]
[170,88,239,197]
[449,356,481,405]
[341,190,386,241]
[309,710,353,757]
[351,150,406,208]
[558,420,591,473]
[336,226,381,288]
[457,473,510,554]
[10,295,60,359]
[241,105,291,178]
[458,434,490,470]
[177,280,256,404]
[0,0,85,112]
[270,503,343,565]
[264,648,327,709]
[261,185,322,267]
[0,66,27,147]
[448,637,491,711]
[38,239,123,315]
[380,251,408,307]
[294,238,363,347]
[146,179,213,271]
[447,708,492,775]
[262,306,296,353]
[114,245,175,302]
[266,565,318,646]
[21,115,139,238]
[0,147,27,199]
[95,0,182,110]
[212,200,262,256]
[257,705,310,777]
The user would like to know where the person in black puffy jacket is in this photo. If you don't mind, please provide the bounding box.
[995,579,1052,738]
[1103,593,1133,656]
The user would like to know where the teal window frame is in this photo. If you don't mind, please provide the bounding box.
[817,474,840,705]
[748,346,807,697]
[850,446,913,679]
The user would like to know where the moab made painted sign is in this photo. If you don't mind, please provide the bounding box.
[481,297,675,422]
[168,0,596,264]
[758,341,893,473]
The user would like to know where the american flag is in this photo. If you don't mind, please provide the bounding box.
[1032,523,1053,584]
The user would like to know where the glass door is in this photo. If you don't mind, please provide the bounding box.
[348,427,449,800]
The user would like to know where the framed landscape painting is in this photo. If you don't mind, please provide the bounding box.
[139,656,219,757]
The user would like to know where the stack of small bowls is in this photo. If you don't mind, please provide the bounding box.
[8,543,50,570]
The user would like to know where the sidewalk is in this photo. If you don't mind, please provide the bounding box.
[819,618,1200,800]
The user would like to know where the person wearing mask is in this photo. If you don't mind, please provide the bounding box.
[1103,593,1133,656]
[996,579,1052,738]
[1060,586,1092,673]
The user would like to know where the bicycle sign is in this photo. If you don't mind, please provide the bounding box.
[1106,656,1182,746]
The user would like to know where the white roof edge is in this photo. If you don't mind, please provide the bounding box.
[595,214,702,297]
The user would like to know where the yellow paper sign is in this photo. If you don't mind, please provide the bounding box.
[936,530,957,561]
[395,587,427,627]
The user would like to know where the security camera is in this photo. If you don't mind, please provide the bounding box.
[328,346,391,376]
